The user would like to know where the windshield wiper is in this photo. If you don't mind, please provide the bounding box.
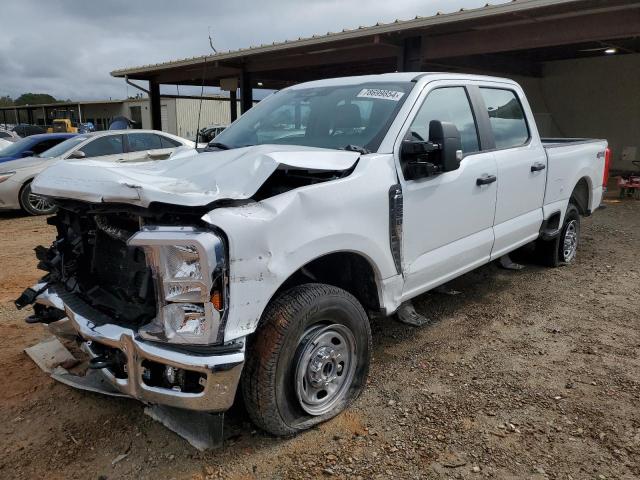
[205,142,232,151]
[342,145,370,154]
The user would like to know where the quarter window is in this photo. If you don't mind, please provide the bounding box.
[80,135,124,157]
[160,135,181,148]
[408,87,479,154]
[479,88,529,149]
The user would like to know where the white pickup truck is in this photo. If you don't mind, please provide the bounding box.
[17,73,609,436]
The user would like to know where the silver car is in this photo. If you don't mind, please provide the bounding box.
[0,130,195,215]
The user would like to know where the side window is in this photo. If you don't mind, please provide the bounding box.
[408,87,479,154]
[159,135,181,148]
[126,133,162,152]
[32,139,59,154]
[80,135,124,158]
[479,88,529,149]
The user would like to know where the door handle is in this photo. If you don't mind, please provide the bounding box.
[531,162,546,172]
[476,174,497,186]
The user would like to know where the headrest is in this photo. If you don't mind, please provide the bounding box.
[333,103,362,130]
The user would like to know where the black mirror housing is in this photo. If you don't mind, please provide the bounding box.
[429,120,462,172]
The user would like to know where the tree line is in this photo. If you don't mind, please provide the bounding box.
[0,93,71,107]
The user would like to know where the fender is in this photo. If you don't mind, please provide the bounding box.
[202,154,400,341]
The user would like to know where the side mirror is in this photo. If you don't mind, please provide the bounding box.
[429,120,463,173]
[21,150,34,158]
[400,121,463,180]
[68,150,86,159]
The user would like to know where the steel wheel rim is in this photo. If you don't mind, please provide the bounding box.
[563,219,578,262]
[27,192,54,214]
[294,323,356,416]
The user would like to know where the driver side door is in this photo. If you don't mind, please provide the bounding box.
[398,83,498,299]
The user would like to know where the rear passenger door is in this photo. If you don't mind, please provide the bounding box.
[475,85,547,259]
[125,132,176,161]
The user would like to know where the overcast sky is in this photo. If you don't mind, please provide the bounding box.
[1,0,509,101]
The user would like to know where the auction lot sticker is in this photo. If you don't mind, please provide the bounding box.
[357,88,405,101]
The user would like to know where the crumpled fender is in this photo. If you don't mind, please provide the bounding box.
[202,154,402,341]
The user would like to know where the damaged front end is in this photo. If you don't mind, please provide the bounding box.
[16,201,244,413]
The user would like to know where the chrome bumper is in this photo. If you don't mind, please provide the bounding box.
[34,284,244,412]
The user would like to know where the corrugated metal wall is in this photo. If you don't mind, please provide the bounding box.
[176,98,240,141]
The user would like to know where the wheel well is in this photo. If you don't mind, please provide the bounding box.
[570,177,590,215]
[18,179,33,208]
[276,252,381,313]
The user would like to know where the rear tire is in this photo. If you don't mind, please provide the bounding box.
[19,182,57,216]
[241,283,371,436]
[536,203,580,267]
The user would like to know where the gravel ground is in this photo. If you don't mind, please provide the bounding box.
[0,197,638,480]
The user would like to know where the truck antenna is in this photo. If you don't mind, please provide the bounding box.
[208,27,217,53]
[195,57,208,148]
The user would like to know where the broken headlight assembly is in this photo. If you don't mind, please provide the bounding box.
[128,227,225,345]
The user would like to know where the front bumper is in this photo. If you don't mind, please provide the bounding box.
[0,177,21,210]
[34,284,244,412]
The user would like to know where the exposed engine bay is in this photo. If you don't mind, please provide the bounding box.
[25,201,208,328]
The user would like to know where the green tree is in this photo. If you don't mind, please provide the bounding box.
[0,95,13,107]
[14,93,58,105]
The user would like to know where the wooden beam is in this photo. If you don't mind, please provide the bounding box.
[149,81,162,130]
[422,8,640,60]
[246,43,400,73]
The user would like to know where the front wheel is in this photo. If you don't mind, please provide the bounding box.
[536,203,581,267]
[241,283,372,436]
[19,182,57,216]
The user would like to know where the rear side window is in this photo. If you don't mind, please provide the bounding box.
[81,135,124,157]
[127,133,162,152]
[159,135,181,148]
[32,139,62,154]
[479,88,529,149]
[408,87,479,154]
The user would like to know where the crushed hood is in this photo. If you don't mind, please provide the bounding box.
[32,145,360,208]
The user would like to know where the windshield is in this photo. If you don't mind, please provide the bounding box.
[212,82,414,152]
[0,137,35,157]
[39,136,87,158]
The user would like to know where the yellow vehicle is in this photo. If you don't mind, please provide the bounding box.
[46,119,78,133]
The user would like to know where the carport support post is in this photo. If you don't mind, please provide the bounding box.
[240,72,253,114]
[149,80,162,131]
[229,90,238,122]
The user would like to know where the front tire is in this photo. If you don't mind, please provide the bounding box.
[536,203,581,267]
[241,283,372,436]
[19,182,57,216]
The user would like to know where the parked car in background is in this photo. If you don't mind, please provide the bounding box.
[12,124,46,137]
[199,124,228,143]
[0,133,77,163]
[0,138,11,150]
[0,129,20,142]
[17,73,608,436]
[0,130,194,215]
[78,122,96,134]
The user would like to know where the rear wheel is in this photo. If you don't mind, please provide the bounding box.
[536,203,581,267]
[241,283,371,436]
[19,182,56,216]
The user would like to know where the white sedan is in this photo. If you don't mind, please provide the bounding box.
[0,130,194,215]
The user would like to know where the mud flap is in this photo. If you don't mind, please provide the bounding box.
[396,300,431,327]
[144,405,224,451]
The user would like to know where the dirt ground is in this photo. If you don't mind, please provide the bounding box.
[0,195,638,480]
